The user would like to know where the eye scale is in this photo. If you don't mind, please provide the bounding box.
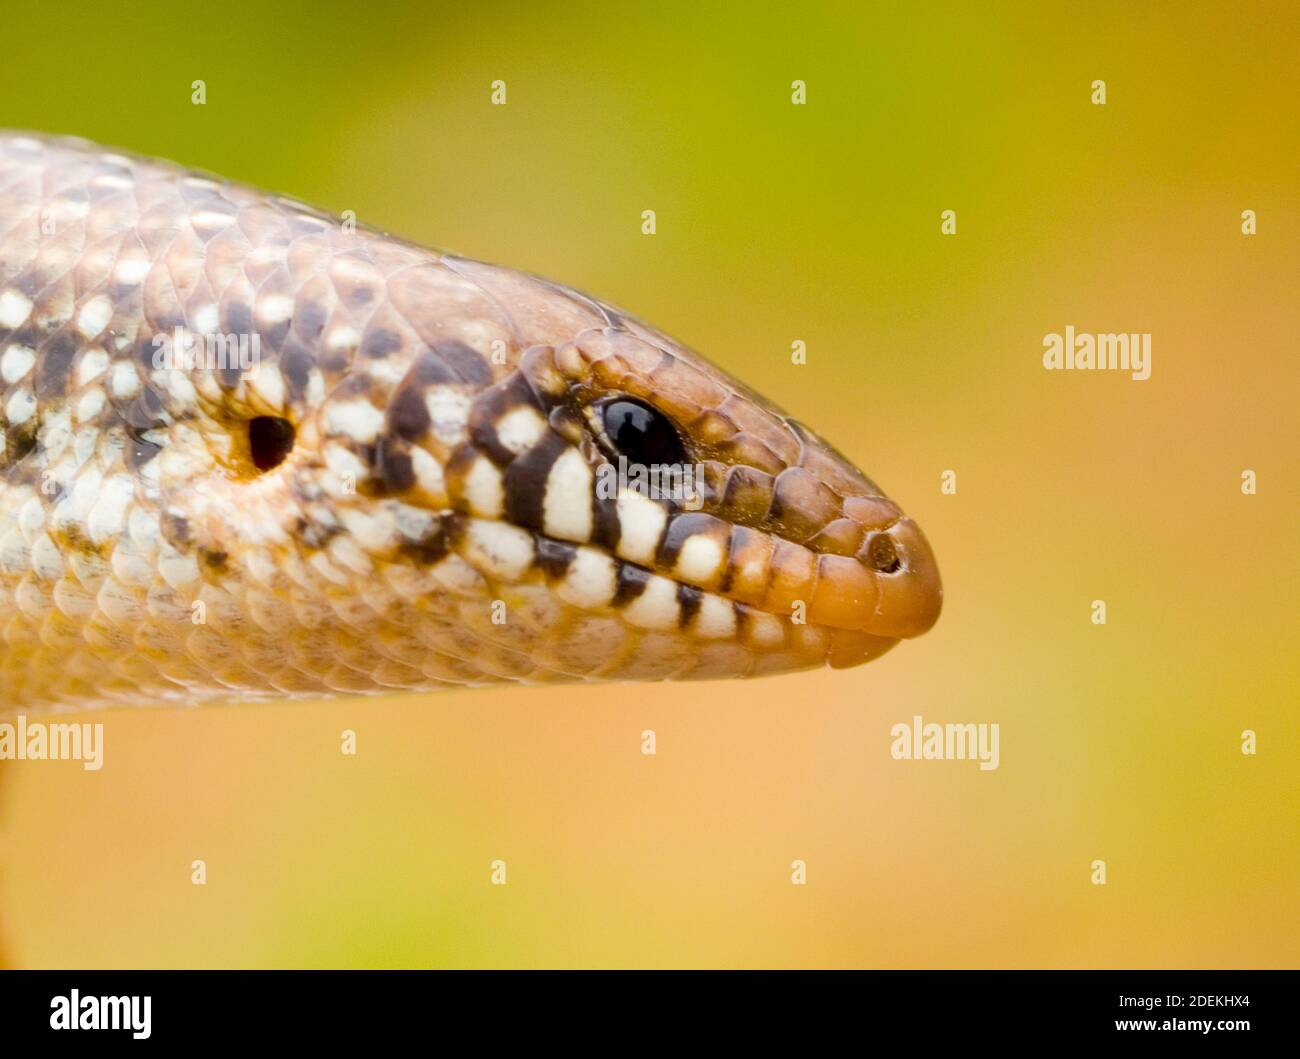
[0,132,940,712]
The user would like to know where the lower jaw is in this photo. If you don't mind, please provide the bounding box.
[448,517,906,679]
[821,628,900,669]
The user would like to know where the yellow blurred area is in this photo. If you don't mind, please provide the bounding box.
[0,1,1295,967]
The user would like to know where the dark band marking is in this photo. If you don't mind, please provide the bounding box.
[676,583,703,628]
[657,511,717,569]
[110,278,142,303]
[331,374,372,400]
[409,349,463,386]
[613,562,651,607]
[224,301,254,338]
[125,433,162,469]
[397,511,460,566]
[294,300,327,342]
[3,326,41,352]
[34,332,76,398]
[198,547,228,571]
[259,317,291,355]
[123,386,165,430]
[15,272,45,298]
[318,347,351,375]
[3,425,37,466]
[279,343,314,400]
[433,339,493,387]
[534,537,577,580]
[503,430,568,530]
[293,515,343,550]
[470,373,547,467]
[160,511,192,550]
[591,492,622,552]
[717,525,764,595]
[362,327,402,359]
[373,436,415,494]
[387,386,430,441]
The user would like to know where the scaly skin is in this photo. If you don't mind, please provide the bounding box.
[0,132,941,713]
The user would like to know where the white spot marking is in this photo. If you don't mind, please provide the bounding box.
[258,294,294,325]
[161,368,197,404]
[323,398,384,443]
[114,256,151,286]
[75,295,113,338]
[191,303,219,336]
[745,611,785,649]
[86,474,136,545]
[0,290,32,329]
[430,553,485,596]
[75,389,106,422]
[496,405,546,454]
[323,442,369,485]
[410,446,446,499]
[693,594,737,639]
[365,356,407,387]
[542,447,593,542]
[110,361,141,399]
[191,210,236,231]
[4,388,35,425]
[557,548,616,609]
[463,456,504,517]
[248,361,285,410]
[615,489,668,565]
[305,370,325,406]
[622,574,679,631]
[339,508,399,554]
[91,173,133,190]
[76,348,110,386]
[1,345,35,384]
[326,326,359,354]
[391,503,438,544]
[464,519,534,580]
[676,534,724,585]
[425,386,471,445]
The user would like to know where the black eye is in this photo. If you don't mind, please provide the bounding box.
[600,398,686,466]
[248,416,295,471]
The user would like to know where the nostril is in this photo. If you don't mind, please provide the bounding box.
[248,416,295,471]
[867,534,902,574]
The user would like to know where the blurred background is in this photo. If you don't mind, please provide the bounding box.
[0,1,1295,967]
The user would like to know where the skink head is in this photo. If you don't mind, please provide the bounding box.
[493,321,944,668]
[154,253,942,685]
[1,134,939,704]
